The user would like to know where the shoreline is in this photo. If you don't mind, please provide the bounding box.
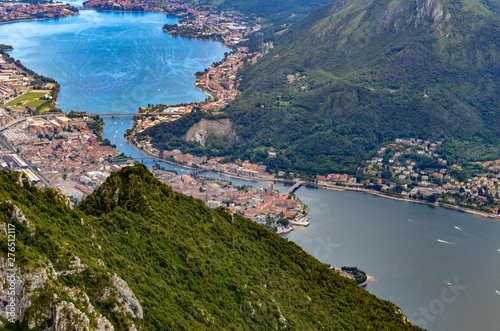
[124,138,500,221]
[16,7,497,224]
[307,183,500,221]
[358,275,376,287]
[0,13,79,26]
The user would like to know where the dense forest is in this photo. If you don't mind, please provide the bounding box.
[144,0,500,175]
[0,166,422,330]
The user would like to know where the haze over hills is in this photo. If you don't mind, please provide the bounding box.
[145,0,500,174]
[0,166,421,330]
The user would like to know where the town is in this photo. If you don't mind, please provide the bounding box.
[0,113,132,203]
[1,1,498,222]
[354,138,500,216]
[0,2,78,24]
[153,167,308,234]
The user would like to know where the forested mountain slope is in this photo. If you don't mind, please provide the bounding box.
[0,166,421,330]
[145,0,500,174]
[194,0,335,24]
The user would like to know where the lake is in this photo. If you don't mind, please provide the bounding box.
[1,10,500,331]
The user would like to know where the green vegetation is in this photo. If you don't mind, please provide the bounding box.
[144,0,500,175]
[5,92,46,107]
[0,165,421,330]
[184,0,334,25]
[341,267,368,285]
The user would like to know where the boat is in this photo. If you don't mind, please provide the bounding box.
[447,282,452,286]
[496,290,500,295]
[455,226,461,230]
[437,239,450,244]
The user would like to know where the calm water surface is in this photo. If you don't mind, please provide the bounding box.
[0,10,227,171]
[1,11,500,331]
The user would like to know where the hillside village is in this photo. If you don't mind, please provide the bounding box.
[355,138,500,215]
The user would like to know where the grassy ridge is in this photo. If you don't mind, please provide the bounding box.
[0,166,422,329]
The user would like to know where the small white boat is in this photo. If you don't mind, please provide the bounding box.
[437,239,450,244]
[495,290,500,295]
[454,226,461,230]
[447,282,452,286]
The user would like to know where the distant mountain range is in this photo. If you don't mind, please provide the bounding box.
[0,166,421,329]
[145,0,500,174]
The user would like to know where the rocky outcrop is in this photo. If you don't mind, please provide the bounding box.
[379,0,444,31]
[185,118,238,146]
[53,301,114,331]
[0,254,141,330]
[0,256,52,324]
[111,275,143,319]
[1,200,35,235]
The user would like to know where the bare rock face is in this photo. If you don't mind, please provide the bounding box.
[0,256,52,324]
[111,275,143,319]
[412,0,444,25]
[53,301,115,331]
[1,200,35,235]
[185,118,238,146]
[381,0,444,31]
[0,257,116,330]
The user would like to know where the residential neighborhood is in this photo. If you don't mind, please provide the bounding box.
[0,114,132,203]
[354,138,500,215]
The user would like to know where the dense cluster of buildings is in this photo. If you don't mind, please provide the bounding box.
[159,149,276,180]
[0,56,31,101]
[359,138,500,214]
[0,2,78,23]
[153,169,305,233]
[0,115,132,201]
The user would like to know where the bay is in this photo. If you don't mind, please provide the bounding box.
[1,10,500,331]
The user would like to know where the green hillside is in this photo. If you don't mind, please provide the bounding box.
[191,0,334,24]
[0,166,421,330]
[145,0,500,174]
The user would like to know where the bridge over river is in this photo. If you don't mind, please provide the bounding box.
[283,181,304,196]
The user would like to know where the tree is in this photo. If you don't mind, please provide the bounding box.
[427,194,437,203]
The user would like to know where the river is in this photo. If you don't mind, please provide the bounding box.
[1,9,500,331]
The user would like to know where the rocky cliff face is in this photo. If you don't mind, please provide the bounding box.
[0,199,142,330]
[185,118,238,146]
[0,254,141,330]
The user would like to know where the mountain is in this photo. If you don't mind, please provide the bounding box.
[145,0,500,174]
[0,166,421,330]
[194,0,335,24]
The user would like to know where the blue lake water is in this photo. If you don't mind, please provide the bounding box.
[0,10,227,171]
[1,10,500,331]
